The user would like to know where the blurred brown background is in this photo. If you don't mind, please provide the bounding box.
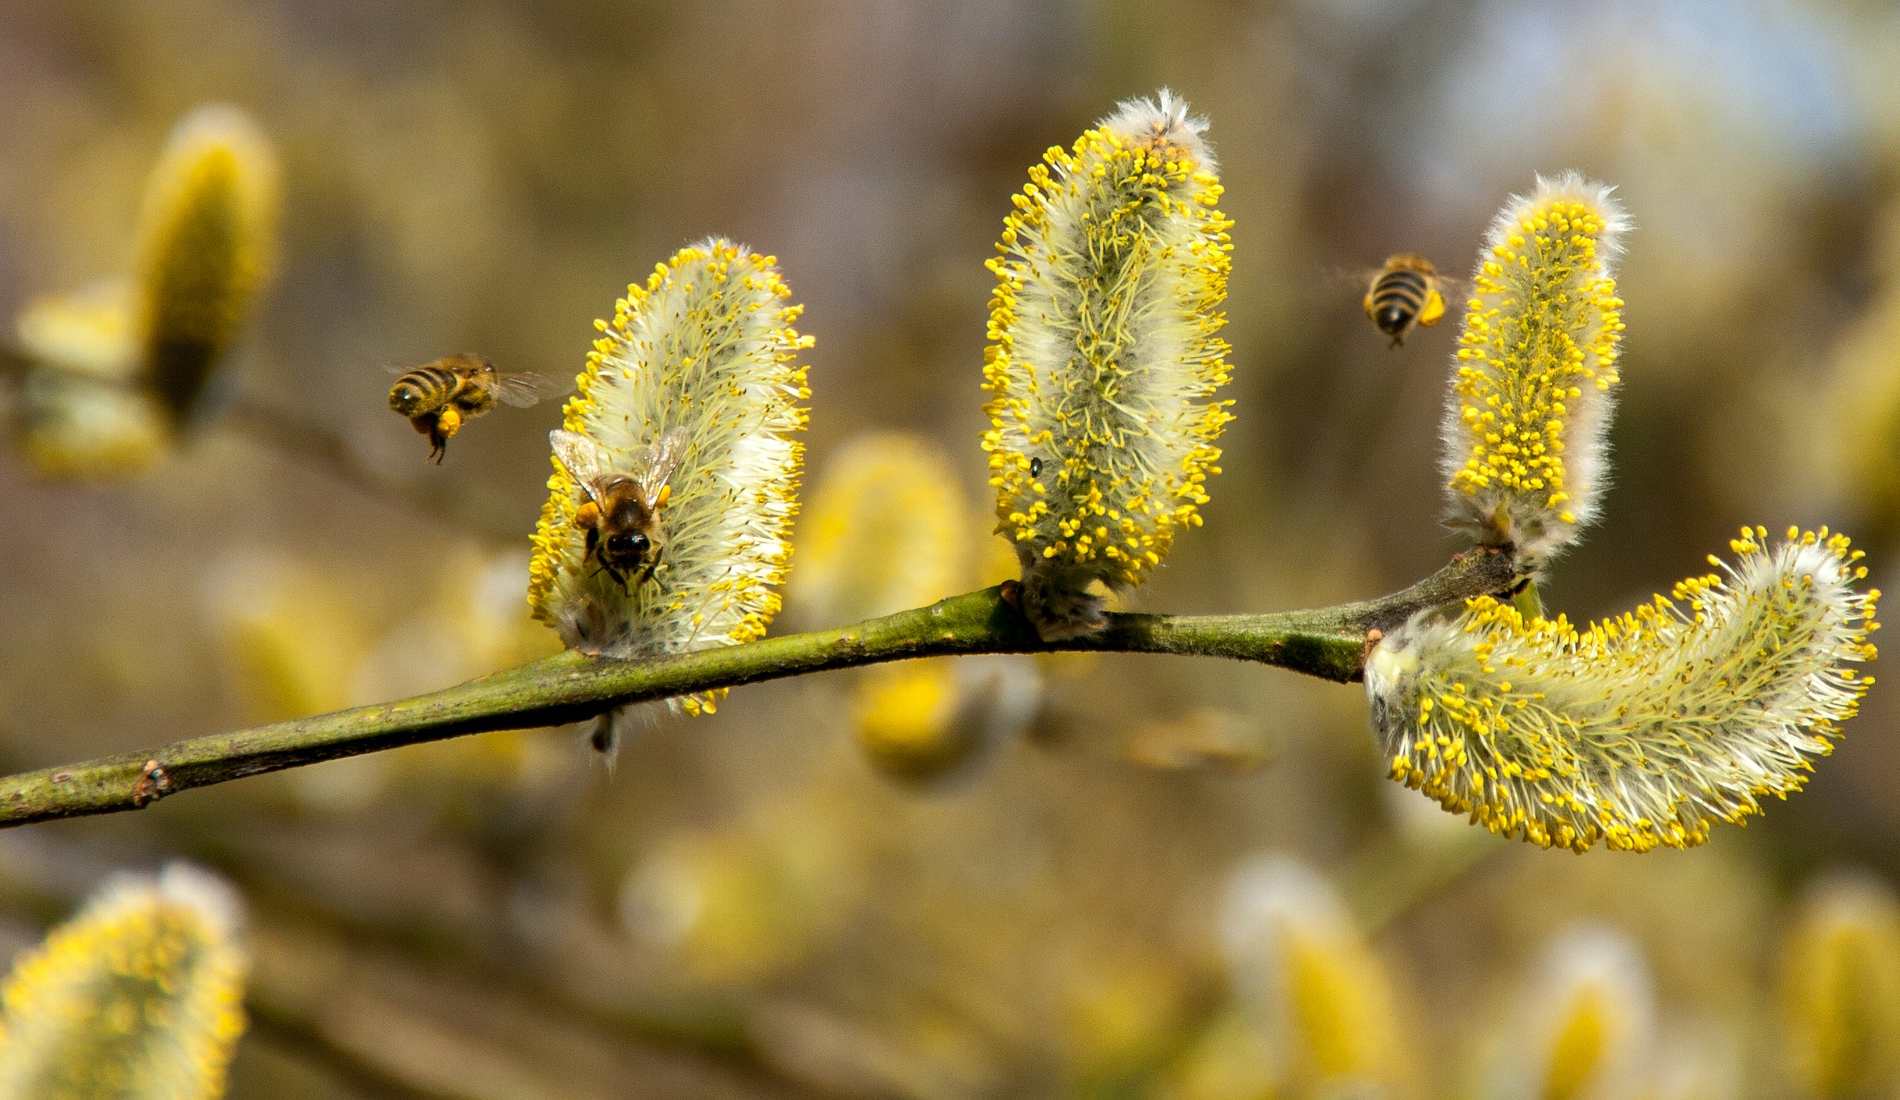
[1,1,1898,1096]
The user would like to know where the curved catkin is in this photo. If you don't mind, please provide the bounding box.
[0,865,248,1100]
[982,89,1235,639]
[527,238,811,723]
[1779,874,1900,1097]
[1365,526,1880,852]
[1441,173,1627,563]
[133,104,281,423]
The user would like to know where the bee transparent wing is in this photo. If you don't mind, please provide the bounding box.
[494,371,558,408]
[549,429,615,505]
[637,427,691,503]
[1318,264,1390,317]
[1319,263,1382,291]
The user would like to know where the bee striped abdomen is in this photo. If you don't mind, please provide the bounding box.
[1362,253,1447,346]
[1368,269,1427,336]
[387,365,463,416]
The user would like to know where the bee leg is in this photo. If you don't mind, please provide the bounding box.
[409,412,443,462]
[598,560,631,592]
[589,715,618,756]
[430,406,463,463]
[635,547,664,588]
[1388,333,1404,350]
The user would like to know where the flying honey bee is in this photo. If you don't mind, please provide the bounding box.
[1361,254,1457,347]
[549,428,689,591]
[387,354,552,462]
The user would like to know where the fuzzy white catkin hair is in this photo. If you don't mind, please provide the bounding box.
[1366,526,1879,852]
[1441,172,1627,563]
[0,864,249,1100]
[982,89,1235,639]
[528,238,812,736]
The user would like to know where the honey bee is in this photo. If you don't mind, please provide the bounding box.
[1361,254,1455,347]
[549,428,689,591]
[387,354,551,462]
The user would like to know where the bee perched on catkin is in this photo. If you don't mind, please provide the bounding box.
[0,865,249,1099]
[1442,173,1627,563]
[1366,526,1879,852]
[528,238,811,750]
[982,89,1235,639]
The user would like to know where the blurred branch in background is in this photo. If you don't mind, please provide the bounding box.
[0,832,820,1100]
[0,549,1519,828]
[0,342,522,542]
[221,392,523,542]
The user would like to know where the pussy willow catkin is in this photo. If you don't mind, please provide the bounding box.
[134,104,281,423]
[1218,856,1408,1092]
[982,89,1235,638]
[1441,172,1627,563]
[1779,874,1900,1096]
[0,865,248,1100]
[11,104,278,477]
[793,432,967,628]
[528,238,811,729]
[1366,527,1878,852]
[1495,928,1654,1100]
[793,432,991,783]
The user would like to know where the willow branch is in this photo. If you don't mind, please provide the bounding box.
[0,549,1518,828]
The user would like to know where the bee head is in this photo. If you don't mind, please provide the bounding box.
[1375,305,1410,335]
[606,531,651,561]
[389,383,425,415]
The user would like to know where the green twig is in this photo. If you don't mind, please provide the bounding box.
[0,549,1518,829]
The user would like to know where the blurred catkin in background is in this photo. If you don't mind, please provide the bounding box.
[11,104,278,476]
[0,865,248,1100]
